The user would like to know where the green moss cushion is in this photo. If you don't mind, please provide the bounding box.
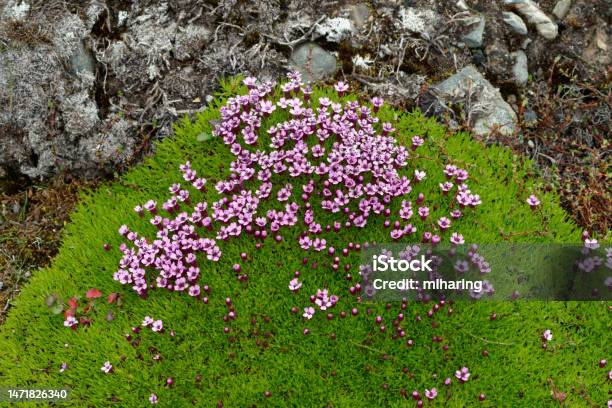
[0,82,608,407]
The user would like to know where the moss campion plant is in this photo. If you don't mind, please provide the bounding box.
[1,74,608,407]
[114,72,482,304]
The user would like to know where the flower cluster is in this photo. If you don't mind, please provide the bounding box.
[114,73,482,303]
[142,316,164,333]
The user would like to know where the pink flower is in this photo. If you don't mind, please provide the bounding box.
[418,207,429,219]
[64,316,78,329]
[439,182,453,194]
[314,288,337,310]
[437,217,451,230]
[118,225,129,236]
[425,388,437,400]
[584,238,599,250]
[526,194,540,208]
[243,77,257,88]
[382,122,395,135]
[188,285,201,297]
[152,320,163,332]
[454,260,469,273]
[450,232,465,245]
[371,97,384,112]
[455,367,470,382]
[334,81,349,95]
[303,307,315,319]
[142,316,154,327]
[444,377,451,386]
[289,278,302,292]
[101,361,113,374]
[414,170,426,182]
[149,393,159,404]
[542,329,553,341]
[312,238,327,251]
[411,135,424,149]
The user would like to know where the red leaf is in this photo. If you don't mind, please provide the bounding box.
[86,288,102,299]
[107,293,119,304]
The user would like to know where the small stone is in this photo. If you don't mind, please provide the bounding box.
[502,12,528,35]
[552,0,571,20]
[463,15,486,48]
[508,0,558,40]
[290,42,338,83]
[511,50,529,86]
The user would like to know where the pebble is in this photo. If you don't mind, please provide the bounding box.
[502,11,528,35]
[463,14,486,48]
[507,0,558,40]
[552,0,571,20]
[512,50,529,86]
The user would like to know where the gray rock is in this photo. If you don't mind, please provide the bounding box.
[290,42,338,82]
[511,50,529,86]
[423,65,517,136]
[502,11,528,35]
[463,14,486,48]
[314,17,354,43]
[506,0,558,40]
[552,0,571,20]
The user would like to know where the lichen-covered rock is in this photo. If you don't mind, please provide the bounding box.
[396,7,440,38]
[421,65,517,136]
[290,42,338,82]
[0,0,607,184]
[314,17,354,43]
